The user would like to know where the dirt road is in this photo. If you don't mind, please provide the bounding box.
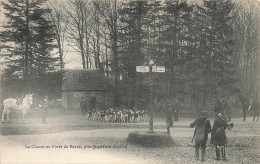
[1,111,260,164]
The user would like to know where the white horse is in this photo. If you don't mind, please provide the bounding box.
[1,94,33,124]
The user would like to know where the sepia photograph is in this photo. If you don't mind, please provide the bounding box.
[0,0,260,163]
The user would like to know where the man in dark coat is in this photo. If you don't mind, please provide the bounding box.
[173,98,179,122]
[79,97,86,116]
[239,94,248,121]
[214,97,224,115]
[190,111,211,161]
[223,98,232,122]
[39,96,49,124]
[211,113,233,160]
[166,104,173,134]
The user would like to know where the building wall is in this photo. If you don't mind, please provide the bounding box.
[62,91,113,110]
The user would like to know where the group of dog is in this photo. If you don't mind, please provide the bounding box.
[82,107,149,123]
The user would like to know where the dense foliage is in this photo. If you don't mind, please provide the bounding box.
[1,0,259,111]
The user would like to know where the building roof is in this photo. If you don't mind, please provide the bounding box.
[62,69,108,91]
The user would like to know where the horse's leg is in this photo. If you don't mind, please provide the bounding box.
[253,110,255,121]
[1,108,6,124]
[256,109,259,121]
[6,109,11,123]
[22,110,27,123]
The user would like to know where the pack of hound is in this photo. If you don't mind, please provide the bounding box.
[85,107,148,123]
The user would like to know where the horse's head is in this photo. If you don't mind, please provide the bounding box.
[26,93,33,105]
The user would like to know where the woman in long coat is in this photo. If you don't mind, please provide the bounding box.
[211,113,232,160]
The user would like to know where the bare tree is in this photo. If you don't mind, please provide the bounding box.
[93,0,120,106]
[46,0,69,71]
[66,0,93,69]
[232,0,260,99]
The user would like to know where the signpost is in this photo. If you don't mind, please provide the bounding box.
[136,62,165,132]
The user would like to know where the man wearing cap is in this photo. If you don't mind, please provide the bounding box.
[190,111,211,162]
[211,113,233,161]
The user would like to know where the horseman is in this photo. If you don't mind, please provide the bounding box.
[2,93,33,124]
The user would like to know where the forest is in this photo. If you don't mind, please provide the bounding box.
[0,0,259,112]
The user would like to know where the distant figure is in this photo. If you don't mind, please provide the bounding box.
[173,99,179,122]
[238,94,248,121]
[248,95,254,111]
[134,110,139,123]
[223,98,232,122]
[39,96,49,124]
[190,111,211,162]
[166,105,173,134]
[79,97,86,116]
[89,96,97,110]
[211,113,233,161]
[214,97,224,115]
[247,95,259,121]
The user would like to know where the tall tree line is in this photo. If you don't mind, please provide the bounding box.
[0,0,58,97]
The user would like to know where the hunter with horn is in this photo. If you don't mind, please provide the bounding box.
[211,112,234,161]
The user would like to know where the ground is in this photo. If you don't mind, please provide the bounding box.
[0,109,260,164]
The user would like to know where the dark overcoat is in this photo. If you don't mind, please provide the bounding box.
[166,109,173,127]
[190,117,211,144]
[211,115,228,146]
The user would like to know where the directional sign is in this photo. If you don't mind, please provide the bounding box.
[152,66,165,72]
[136,66,150,72]
[152,66,157,72]
[156,66,165,72]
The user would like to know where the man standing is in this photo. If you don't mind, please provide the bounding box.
[166,104,173,134]
[89,96,97,110]
[173,98,179,122]
[239,94,248,121]
[211,113,233,161]
[223,98,232,122]
[79,97,86,116]
[248,95,254,111]
[39,96,49,124]
[190,111,211,162]
[214,97,224,115]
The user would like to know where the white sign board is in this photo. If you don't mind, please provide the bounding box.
[152,66,165,72]
[152,66,157,72]
[136,66,150,72]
